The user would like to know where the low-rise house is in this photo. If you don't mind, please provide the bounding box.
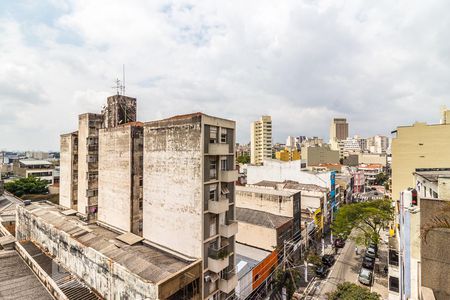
[12,159,54,184]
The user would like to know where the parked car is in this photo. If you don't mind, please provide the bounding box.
[358,268,373,286]
[322,254,335,267]
[365,247,376,259]
[362,256,375,269]
[315,265,329,278]
[334,238,345,248]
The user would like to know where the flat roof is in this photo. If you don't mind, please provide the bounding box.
[19,159,52,165]
[22,202,196,284]
[414,170,450,183]
[236,207,292,229]
[252,180,327,192]
[236,242,271,263]
[0,250,53,300]
[236,185,298,197]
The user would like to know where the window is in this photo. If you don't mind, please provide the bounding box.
[221,128,227,143]
[210,126,217,143]
[139,200,143,210]
[389,276,399,293]
[86,189,98,197]
[220,158,227,171]
[221,184,230,195]
[210,158,217,179]
[209,185,217,201]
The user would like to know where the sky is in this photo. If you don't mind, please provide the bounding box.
[1,0,450,151]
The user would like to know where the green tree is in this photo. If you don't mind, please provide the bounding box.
[332,199,394,245]
[4,176,48,197]
[237,154,250,164]
[273,268,301,299]
[327,282,381,300]
[375,172,389,185]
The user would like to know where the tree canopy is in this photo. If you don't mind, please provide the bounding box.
[327,282,381,300]
[237,154,250,164]
[332,199,394,245]
[4,176,48,197]
[374,172,389,186]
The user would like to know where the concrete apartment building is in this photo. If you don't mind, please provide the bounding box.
[98,122,143,235]
[59,132,78,210]
[12,159,54,184]
[301,145,339,167]
[143,113,238,299]
[391,110,450,201]
[367,135,390,154]
[250,116,272,165]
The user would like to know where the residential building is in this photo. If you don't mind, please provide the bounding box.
[15,202,202,300]
[413,169,450,199]
[12,159,54,184]
[98,122,143,235]
[330,139,345,160]
[391,110,450,201]
[250,116,272,165]
[25,151,49,160]
[329,118,348,143]
[301,137,324,148]
[143,113,238,299]
[275,148,300,162]
[357,163,383,186]
[76,113,103,219]
[59,131,78,210]
[236,207,293,251]
[235,184,301,241]
[358,152,387,167]
[301,145,339,167]
[367,135,390,154]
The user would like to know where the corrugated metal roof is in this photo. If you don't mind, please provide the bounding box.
[236,207,292,229]
[23,202,194,283]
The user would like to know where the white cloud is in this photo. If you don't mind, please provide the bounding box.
[1,0,450,150]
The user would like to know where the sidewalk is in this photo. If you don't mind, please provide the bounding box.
[371,229,389,299]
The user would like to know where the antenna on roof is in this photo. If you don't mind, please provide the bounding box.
[113,78,121,95]
[122,64,125,96]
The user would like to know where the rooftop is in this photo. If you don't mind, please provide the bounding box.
[0,250,53,300]
[414,169,450,183]
[236,207,292,229]
[22,202,197,284]
[18,159,52,166]
[252,180,327,192]
[236,185,298,197]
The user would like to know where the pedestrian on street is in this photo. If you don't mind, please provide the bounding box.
[355,246,358,255]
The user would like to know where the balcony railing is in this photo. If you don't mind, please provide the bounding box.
[208,196,229,214]
[208,243,231,273]
[219,220,238,238]
[219,269,238,294]
[209,143,230,155]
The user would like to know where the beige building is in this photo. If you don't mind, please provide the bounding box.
[12,159,54,184]
[59,132,78,210]
[250,115,272,165]
[143,113,238,299]
[301,145,340,167]
[98,123,143,235]
[329,118,348,142]
[391,110,450,200]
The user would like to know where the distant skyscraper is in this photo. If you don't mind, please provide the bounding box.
[250,116,272,165]
[329,118,349,143]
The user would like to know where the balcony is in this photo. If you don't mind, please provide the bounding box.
[220,170,238,182]
[219,270,238,294]
[208,196,229,214]
[219,221,238,238]
[209,143,230,155]
[208,244,230,273]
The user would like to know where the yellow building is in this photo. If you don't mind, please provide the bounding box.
[250,116,272,165]
[275,148,300,161]
[391,109,450,201]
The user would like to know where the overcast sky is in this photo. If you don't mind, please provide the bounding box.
[1,0,450,151]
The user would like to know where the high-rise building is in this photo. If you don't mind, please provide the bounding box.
[391,110,450,201]
[143,113,238,299]
[367,135,389,154]
[59,131,78,210]
[250,116,272,165]
[98,122,143,235]
[329,118,349,143]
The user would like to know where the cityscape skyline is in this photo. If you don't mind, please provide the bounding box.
[2,1,450,150]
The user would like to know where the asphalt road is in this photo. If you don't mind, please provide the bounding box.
[313,238,362,299]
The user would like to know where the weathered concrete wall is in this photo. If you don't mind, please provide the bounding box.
[16,205,159,300]
[235,188,294,218]
[98,126,133,232]
[301,146,339,167]
[236,222,277,251]
[60,133,76,209]
[143,116,203,258]
[77,114,89,216]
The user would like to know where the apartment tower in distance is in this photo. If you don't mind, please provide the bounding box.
[143,113,238,299]
[329,117,349,142]
[250,115,272,165]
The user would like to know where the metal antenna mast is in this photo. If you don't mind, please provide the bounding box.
[122,64,125,96]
